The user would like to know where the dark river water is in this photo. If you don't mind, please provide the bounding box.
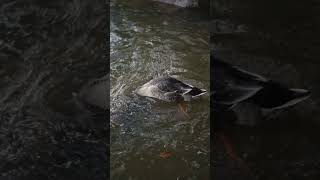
[0,0,108,179]
[2,0,320,179]
[211,0,320,179]
[110,0,210,179]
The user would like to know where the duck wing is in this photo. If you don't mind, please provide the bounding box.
[212,58,268,106]
[152,76,193,93]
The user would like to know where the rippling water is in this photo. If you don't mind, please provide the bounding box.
[211,0,320,179]
[0,1,107,179]
[110,0,210,179]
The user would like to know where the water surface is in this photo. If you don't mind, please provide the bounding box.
[0,1,108,179]
[111,0,210,179]
[211,0,320,179]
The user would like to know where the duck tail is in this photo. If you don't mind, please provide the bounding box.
[188,87,207,97]
[251,81,310,110]
[283,88,311,107]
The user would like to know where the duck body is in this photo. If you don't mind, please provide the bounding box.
[135,76,207,103]
[212,57,310,128]
[211,57,311,173]
[212,57,310,111]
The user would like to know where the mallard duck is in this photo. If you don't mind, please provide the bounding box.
[212,56,310,114]
[135,76,207,102]
[135,76,207,114]
[211,56,311,175]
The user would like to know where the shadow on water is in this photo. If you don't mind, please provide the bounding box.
[111,0,209,179]
[0,0,108,179]
[211,0,320,179]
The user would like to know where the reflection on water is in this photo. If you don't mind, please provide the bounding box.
[111,0,210,179]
